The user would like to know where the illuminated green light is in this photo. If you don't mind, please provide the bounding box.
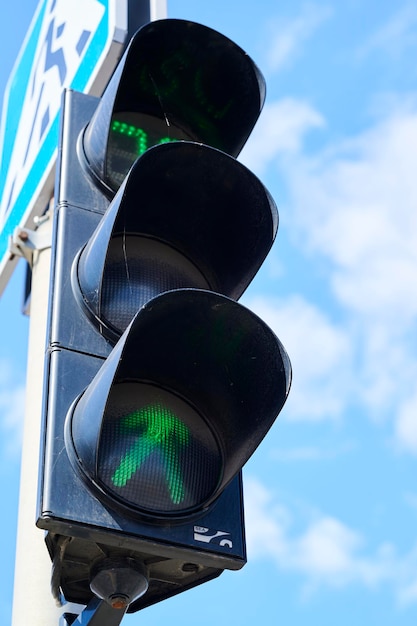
[107,113,193,189]
[110,119,178,157]
[111,404,190,505]
[158,137,174,145]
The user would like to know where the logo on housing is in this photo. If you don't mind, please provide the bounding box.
[193,526,233,548]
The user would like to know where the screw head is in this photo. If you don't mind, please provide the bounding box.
[110,595,129,610]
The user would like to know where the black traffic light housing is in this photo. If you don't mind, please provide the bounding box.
[37,19,291,614]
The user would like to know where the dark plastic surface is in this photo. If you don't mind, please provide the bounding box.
[68,289,290,518]
[39,345,245,607]
[83,19,266,192]
[39,19,291,612]
[76,141,277,342]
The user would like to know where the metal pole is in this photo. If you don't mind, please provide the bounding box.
[11,212,64,626]
[62,598,127,626]
[150,0,167,20]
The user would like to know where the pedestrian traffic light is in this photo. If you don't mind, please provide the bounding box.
[37,19,291,615]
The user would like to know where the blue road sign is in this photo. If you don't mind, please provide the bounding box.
[0,0,131,293]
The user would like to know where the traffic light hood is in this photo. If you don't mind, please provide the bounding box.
[82,19,266,193]
[74,141,278,343]
[66,289,291,519]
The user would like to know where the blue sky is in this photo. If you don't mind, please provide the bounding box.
[1,0,417,624]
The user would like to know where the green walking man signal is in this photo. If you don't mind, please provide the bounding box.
[110,404,190,506]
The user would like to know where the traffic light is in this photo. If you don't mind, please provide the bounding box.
[37,19,291,614]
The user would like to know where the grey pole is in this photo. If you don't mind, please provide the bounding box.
[11,212,67,626]
[11,4,168,623]
[151,0,167,19]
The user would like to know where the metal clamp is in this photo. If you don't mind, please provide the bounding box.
[8,214,52,266]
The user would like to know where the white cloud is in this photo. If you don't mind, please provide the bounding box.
[244,477,417,602]
[399,576,417,607]
[239,98,324,177]
[395,389,417,454]
[286,107,417,441]
[286,108,417,325]
[265,4,332,73]
[396,545,417,607]
[0,360,25,458]
[293,516,374,587]
[358,4,417,61]
[244,477,290,562]
[270,442,355,462]
[244,294,354,421]
[249,94,417,449]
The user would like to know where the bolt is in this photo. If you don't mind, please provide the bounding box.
[109,594,129,610]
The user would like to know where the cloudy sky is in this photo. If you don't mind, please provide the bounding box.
[0,0,416,625]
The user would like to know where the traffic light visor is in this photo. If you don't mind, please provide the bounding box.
[73,142,277,343]
[65,290,291,519]
[82,19,266,193]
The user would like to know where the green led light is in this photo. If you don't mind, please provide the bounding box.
[110,119,178,157]
[158,137,174,145]
[111,404,190,505]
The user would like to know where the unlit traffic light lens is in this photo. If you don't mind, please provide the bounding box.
[100,236,210,335]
